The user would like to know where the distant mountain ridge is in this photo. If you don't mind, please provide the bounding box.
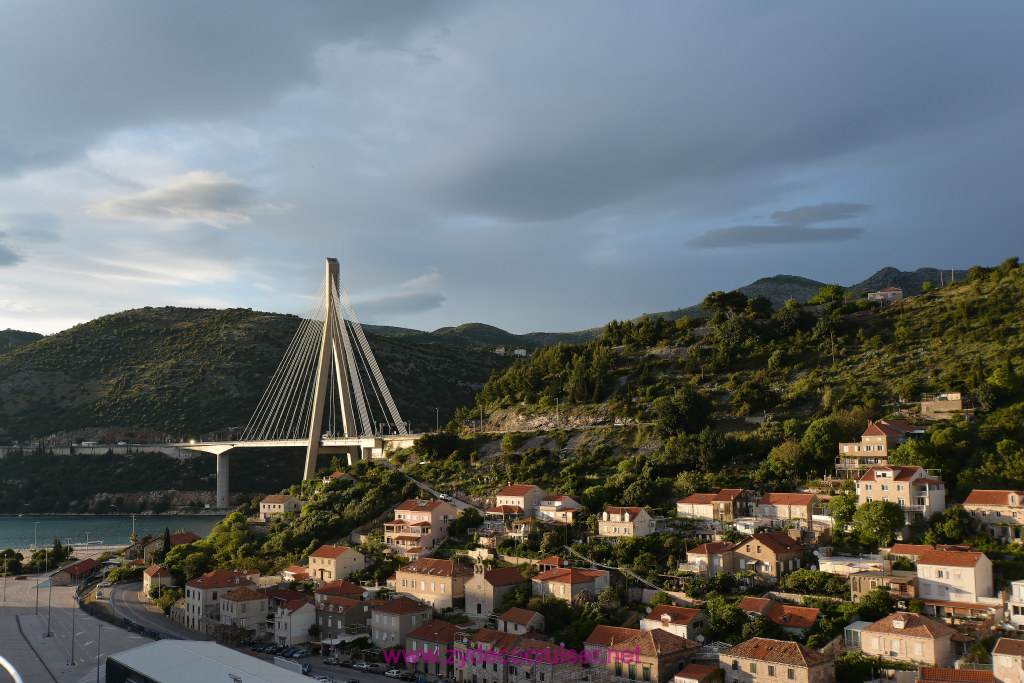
[0,329,43,355]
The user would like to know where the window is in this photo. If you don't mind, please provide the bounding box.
[768,666,776,676]
[628,664,636,680]
[731,661,738,671]
[750,663,757,673]
[615,662,622,677]
[509,667,517,676]
[788,670,795,680]
[642,667,650,682]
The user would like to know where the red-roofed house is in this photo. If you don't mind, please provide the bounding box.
[321,471,356,484]
[992,637,1024,683]
[963,490,1024,541]
[537,494,583,524]
[140,531,203,561]
[184,569,259,633]
[731,532,806,581]
[497,607,544,634]
[861,612,968,667]
[315,579,365,603]
[640,605,706,640]
[219,586,268,636]
[767,603,820,636]
[607,629,702,683]
[687,542,733,575]
[273,598,316,647]
[308,544,365,582]
[600,506,657,539]
[837,419,925,479]
[259,494,303,521]
[142,564,173,594]
[464,564,527,616]
[316,595,371,645]
[391,558,474,610]
[720,637,834,683]
[857,465,946,522]
[868,286,904,304]
[385,498,459,557]
[532,567,610,602]
[917,550,994,605]
[676,488,755,522]
[406,620,463,677]
[758,493,819,523]
[495,484,548,518]
[51,558,101,586]
[888,543,936,560]
[370,597,433,647]
[281,565,309,582]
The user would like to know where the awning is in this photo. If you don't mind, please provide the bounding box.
[320,637,344,645]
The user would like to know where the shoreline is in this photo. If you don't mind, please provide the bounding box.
[8,543,126,559]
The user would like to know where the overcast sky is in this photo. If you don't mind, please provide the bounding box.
[1,2,1022,336]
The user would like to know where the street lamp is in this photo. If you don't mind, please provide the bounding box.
[96,625,117,683]
[33,522,39,551]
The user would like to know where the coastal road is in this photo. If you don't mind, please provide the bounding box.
[107,582,197,640]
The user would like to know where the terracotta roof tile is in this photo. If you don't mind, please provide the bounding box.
[759,492,816,507]
[396,499,454,512]
[917,550,984,568]
[645,605,702,625]
[399,558,474,578]
[674,663,721,682]
[862,612,958,638]
[964,490,1024,506]
[616,629,699,657]
[533,567,607,584]
[309,544,359,559]
[766,604,819,630]
[315,579,364,597]
[143,565,171,577]
[499,607,542,625]
[261,494,296,504]
[737,597,773,615]
[497,484,541,497]
[713,488,745,502]
[373,596,431,615]
[917,666,995,682]
[281,598,313,614]
[993,638,1024,656]
[678,493,717,505]
[585,625,642,647]
[888,543,935,556]
[721,637,830,667]
[408,619,462,643]
[740,531,805,554]
[483,567,526,587]
[688,541,732,556]
[222,587,264,602]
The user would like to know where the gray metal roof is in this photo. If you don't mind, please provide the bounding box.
[108,640,310,682]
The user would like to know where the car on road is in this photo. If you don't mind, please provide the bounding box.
[324,656,339,665]
[282,648,299,658]
[301,664,312,675]
[352,662,371,671]
[98,581,112,588]
[384,670,402,678]
[399,673,416,681]
[338,660,354,668]
[438,493,452,501]
[367,663,386,673]
[292,648,310,658]
[14,575,27,580]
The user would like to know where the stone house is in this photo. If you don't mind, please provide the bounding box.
[676,489,755,522]
[867,286,904,304]
[757,493,818,524]
[259,494,303,521]
[494,484,549,518]
[720,637,835,683]
[921,392,974,420]
[390,558,475,611]
[837,420,924,479]
[602,629,701,683]
[537,495,583,524]
[406,619,463,678]
[729,531,806,581]
[992,637,1024,683]
[316,596,371,643]
[857,465,946,524]
[184,569,259,634]
[142,564,173,594]
[464,565,527,617]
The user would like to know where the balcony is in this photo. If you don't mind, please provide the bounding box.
[900,503,926,513]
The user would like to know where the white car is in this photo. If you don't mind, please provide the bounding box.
[98,581,112,588]
[438,494,452,502]
[384,670,402,678]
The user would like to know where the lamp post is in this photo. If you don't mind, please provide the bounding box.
[33,522,39,551]
[96,625,116,683]
[69,588,77,665]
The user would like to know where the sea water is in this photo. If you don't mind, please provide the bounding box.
[0,514,226,551]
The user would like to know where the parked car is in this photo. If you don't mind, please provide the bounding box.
[14,575,27,580]
[292,649,310,659]
[324,657,340,666]
[384,670,402,678]
[438,493,452,502]
[301,663,312,675]
[399,673,416,681]
[338,660,354,668]
[282,648,299,658]
[352,662,371,671]
[367,664,386,673]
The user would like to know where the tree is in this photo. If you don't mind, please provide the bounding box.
[704,592,746,644]
[852,501,905,548]
[162,527,172,556]
[766,439,803,480]
[828,492,857,532]
[888,441,941,469]
[807,284,845,305]
[857,586,894,621]
[649,591,673,607]
[799,417,841,473]
[745,295,774,319]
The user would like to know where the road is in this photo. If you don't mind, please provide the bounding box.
[105,582,197,640]
[400,472,483,516]
[0,574,150,683]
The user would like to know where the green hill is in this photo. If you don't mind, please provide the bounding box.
[0,329,43,355]
[0,306,508,441]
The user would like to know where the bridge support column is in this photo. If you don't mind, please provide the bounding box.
[343,446,363,466]
[216,452,230,508]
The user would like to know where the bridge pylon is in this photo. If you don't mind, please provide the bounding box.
[303,258,357,479]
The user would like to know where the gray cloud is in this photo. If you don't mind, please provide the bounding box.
[687,225,865,248]
[770,202,872,225]
[0,239,23,266]
[355,291,447,317]
[3,212,63,243]
[689,201,871,248]
[87,172,288,229]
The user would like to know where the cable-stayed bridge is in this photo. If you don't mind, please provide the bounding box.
[180,258,421,507]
